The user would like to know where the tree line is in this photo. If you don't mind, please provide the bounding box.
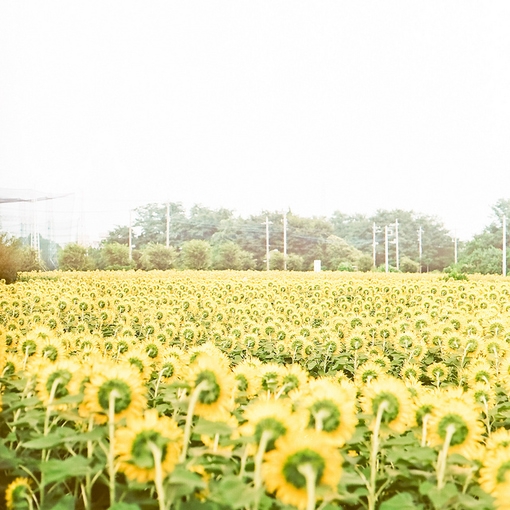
[2,199,510,282]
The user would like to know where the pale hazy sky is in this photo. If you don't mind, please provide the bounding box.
[1,1,509,243]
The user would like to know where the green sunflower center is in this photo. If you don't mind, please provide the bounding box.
[46,370,72,399]
[236,374,248,392]
[22,340,37,356]
[2,361,15,377]
[98,379,133,413]
[281,374,300,393]
[130,430,169,469]
[415,405,433,427]
[372,392,400,424]
[196,370,221,404]
[11,483,31,509]
[308,400,341,433]
[42,345,59,362]
[261,372,280,392]
[437,414,469,446]
[128,357,145,374]
[282,449,326,489]
[254,417,287,450]
[361,370,379,384]
[496,461,510,484]
[160,362,175,378]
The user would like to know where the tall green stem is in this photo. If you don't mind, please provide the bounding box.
[179,380,209,463]
[253,430,272,510]
[298,463,317,510]
[108,389,120,506]
[148,442,167,510]
[436,423,456,490]
[367,400,389,510]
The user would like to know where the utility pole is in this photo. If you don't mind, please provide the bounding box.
[418,226,423,273]
[385,225,389,273]
[265,216,270,271]
[395,219,399,271]
[166,203,170,248]
[283,212,288,270]
[503,215,507,276]
[453,234,458,265]
[372,222,377,268]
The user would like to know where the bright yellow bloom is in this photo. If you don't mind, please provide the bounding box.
[5,477,32,510]
[262,430,342,510]
[299,378,357,447]
[360,376,414,435]
[116,408,182,483]
[80,361,147,424]
[428,398,484,459]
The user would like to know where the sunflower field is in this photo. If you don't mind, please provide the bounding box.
[2,270,510,510]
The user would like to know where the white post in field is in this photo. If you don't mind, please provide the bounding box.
[283,211,288,270]
[503,215,507,276]
[395,219,399,271]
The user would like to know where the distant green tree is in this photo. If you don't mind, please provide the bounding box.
[323,235,363,270]
[100,243,133,270]
[180,240,212,270]
[139,243,177,270]
[59,243,94,270]
[269,250,285,270]
[286,253,305,271]
[212,241,255,270]
[356,254,373,272]
[0,234,22,283]
[400,256,420,273]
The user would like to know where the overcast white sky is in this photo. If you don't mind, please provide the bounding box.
[1,1,509,243]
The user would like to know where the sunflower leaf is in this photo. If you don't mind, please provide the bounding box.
[380,492,418,510]
[41,456,91,484]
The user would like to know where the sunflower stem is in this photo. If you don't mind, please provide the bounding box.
[108,389,121,506]
[148,441,167,510]
[298,463,317,510]
[153,369,165,400]
[421,413,430,448]
[83,416,95,510]
[179,380,210,463]
[253,430,272,510]
[436,423,456,490]
[238,444,249,479]
[367,399,389,510]
[40,376,62,509]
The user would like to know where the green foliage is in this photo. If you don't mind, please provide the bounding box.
[357,254,373,272]
[58,243,94,271]
[100,243,134,270]
[212,241,255,270]
[400,256,420,273]
[180,240,212,270]
[0,233,21,283]
[139,243,177,270]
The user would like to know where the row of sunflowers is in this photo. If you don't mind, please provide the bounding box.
[2,270,510,510]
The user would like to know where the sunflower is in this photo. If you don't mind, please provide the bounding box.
[115,408,182,483]
[298,378,357,447]
[262,430,342,510]
[427,398,484,459]
[354,361,385,387]
[233,358,263,399]
[5,477,32,510]
[80,360,147,424]
[479,446,510,496]
[184,352,236,421]
[467,360,495,387]
[277,364,309,398]
[360,376,413,435]
[486,429,510,453]
[239,397,301,452]
[35,359,82,410]
[425,362,449,387]
[257,363,286,395]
